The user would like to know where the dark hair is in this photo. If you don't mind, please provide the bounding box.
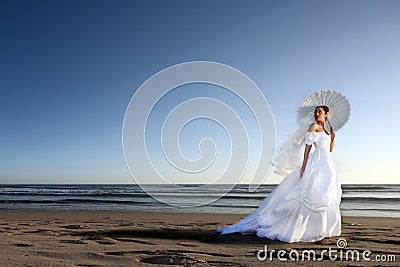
[315,105,329,114]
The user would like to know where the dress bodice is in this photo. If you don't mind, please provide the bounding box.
[304,131,331,150]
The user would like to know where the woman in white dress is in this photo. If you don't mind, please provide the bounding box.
[216,105,342,243]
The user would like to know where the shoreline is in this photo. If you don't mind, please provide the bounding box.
[1,209,400,220]
[1,211,398,266]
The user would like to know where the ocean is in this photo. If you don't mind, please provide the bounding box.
[0,184,399,218]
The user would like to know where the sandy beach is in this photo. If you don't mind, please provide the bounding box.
[0,211,398,266]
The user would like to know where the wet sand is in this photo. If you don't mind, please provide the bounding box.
[0,211,398,266]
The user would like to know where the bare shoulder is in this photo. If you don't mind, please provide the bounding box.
[307,123,318,132]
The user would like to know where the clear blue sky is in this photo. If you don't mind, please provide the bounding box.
[1,0,399,184]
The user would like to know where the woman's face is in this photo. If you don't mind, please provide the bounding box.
[314,107,327,123]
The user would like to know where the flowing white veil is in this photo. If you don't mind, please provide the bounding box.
[273,117,314,176]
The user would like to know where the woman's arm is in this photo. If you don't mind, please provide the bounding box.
[300,144,312,177]
[300,123,317,177]
[330,127,336,152]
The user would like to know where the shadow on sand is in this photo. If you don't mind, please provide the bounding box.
[71,228,284,245]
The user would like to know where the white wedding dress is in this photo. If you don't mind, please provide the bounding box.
[216,131,342,243]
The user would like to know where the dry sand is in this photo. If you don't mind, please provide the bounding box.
[0,211,398,266]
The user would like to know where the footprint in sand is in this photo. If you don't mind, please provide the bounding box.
[13,243,34,247]
[61,224,85,229]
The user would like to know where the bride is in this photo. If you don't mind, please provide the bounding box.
[216,105,342,243]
